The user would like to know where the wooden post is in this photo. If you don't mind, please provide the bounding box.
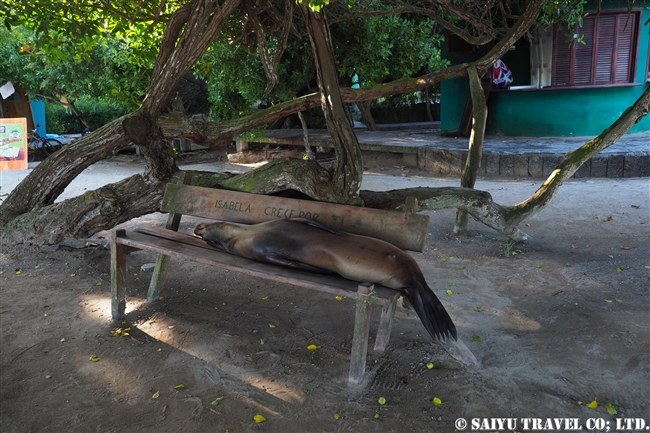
[236,140,249,152]
[373,296,398,353]
[404,196,419,214]
[349,282,374,385]
[111,230,127,320]
[146,171,192,302]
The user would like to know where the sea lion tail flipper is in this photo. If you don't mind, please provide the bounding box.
[408,286,457,341]
[408,286,479,366]
[435,337,479,367]
[288,218,349,237]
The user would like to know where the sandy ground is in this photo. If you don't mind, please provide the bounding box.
[1,152,649,433]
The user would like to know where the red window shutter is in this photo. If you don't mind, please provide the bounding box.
[574,17,595,84]
[595,15,616,84]
[552,10,639,87]
[553,26,572,86]
[615,13,636,83]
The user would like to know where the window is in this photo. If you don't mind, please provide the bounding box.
[552,11,639,86]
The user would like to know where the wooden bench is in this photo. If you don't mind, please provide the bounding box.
[110,171,430,384]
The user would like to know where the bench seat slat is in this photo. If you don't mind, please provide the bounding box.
[116,229,400,304]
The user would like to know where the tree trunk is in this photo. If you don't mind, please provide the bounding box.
[297,111,314,160]
[0,0,241,226]
[299,3,364,205]
[455,65,487,233]
[220,158,346,202]
[357,100,377,131]
[0,117,132,225]
[2,171,233,245]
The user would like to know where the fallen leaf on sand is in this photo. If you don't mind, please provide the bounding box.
[606,402,618,415]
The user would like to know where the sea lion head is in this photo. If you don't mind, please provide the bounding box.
[194,221,245,252]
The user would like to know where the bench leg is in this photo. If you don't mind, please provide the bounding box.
[349,283,374,385]
[146,253,170,302]
[373,296,398,353]
[111,231,127,321]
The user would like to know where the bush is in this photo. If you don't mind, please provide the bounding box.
[46,96,130,135]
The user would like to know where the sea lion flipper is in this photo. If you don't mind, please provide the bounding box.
[204,240,225,251]
[436,337,480,367]
[288,218,349,237]
[406,286,456,340]
[264,255,335,274]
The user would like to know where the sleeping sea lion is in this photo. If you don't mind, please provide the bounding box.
[194,218,477,366]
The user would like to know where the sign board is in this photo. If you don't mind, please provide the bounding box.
[0,117,28,171]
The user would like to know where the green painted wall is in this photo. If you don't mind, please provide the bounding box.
[441,4,650,137]
[486,85,650,136]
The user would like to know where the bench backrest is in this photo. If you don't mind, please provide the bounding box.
[162,172,430,252]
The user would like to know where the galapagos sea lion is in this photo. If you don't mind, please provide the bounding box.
[194,218,477,366]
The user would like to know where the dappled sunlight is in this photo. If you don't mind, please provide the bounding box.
[495,307,542,332]
[238,373,306,405]
[79,293,306,410]
[80,293,145,322]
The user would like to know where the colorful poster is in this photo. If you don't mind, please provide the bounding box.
[0,117,28,171]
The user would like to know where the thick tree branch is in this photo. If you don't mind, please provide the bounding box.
[144,0,242,114]
[299,2,364,204]
[151,0,193,82]
[0,117,131,225]
[455,65,488,232]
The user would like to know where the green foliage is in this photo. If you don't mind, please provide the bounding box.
[196,41,280,121]
[539,0,587,28]
[45,96,130,134]
[539,0,588,47]
[0,24,150,110]
[0,1,167,110]
[334,15,446,86]
[197,12,446,123]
